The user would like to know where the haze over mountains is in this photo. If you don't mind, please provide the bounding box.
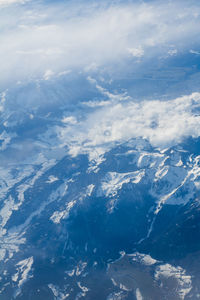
[1,0,200,299]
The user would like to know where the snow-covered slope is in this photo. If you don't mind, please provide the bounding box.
[1,124,200,298]
[1,78,200,299]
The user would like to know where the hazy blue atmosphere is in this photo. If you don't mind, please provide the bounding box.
[1,0,200,299]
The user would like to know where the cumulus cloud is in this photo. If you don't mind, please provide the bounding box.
[56,91,200,157]
[0,0,200,86]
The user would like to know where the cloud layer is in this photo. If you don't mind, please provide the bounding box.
[56,90,200,158]
[0,0,200,86]
[1,0,200,158]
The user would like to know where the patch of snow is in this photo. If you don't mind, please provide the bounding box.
[86,184,95,196]
[119,283,131,291]
[111,278,117,286]
[13,257,33,298]
[136,288,143,300]
[129,252,157,266]
[0,130,15,151]
[1,231,26,260]
[49,181,68,202]
[155,263,192,300]
[107,291,125,300]
[107,198,118,213]
[0,249,6,261]
[176,159,183,167]
[100,171,145,197]
[65,269,75,277]
[16,257,33,287]
[77,281,89,294]
[46,175,59,183]
[154,166,168,181]
[0,196,16,230]
[48,284,69,299]
[50,200,76,224]
[75,261,87,276]
[16,158,56,211]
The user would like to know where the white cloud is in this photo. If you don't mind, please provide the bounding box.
[0,0,28,6]
[1,1,200,156]
[0,1,200,85]
[168,49,178,56]
[43,69,54,80]
[57,92,200,156]
[128,47,144,58]
[190,49,200,55]
[61,116,77,125]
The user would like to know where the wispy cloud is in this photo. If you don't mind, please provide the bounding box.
[0,0,28,6]
[0,0,200,86]
[2,0,200,157]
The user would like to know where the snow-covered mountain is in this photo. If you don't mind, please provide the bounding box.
[2,0,200,299]
[1,99,200,299]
